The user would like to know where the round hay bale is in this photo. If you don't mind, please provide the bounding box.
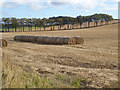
[36,36,49,44]
[57,37,76,45]
[74,37,84,45]
[14,36,23,41]
[22,36,36,42]
[0,39,8,47]
[45,37,59,44]
[36,36,59,44]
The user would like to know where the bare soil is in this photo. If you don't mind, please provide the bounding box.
[2,23,118,88]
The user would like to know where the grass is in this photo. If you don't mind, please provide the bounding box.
[2,54,57,88]
[2,63,57,88]
[2,53,87,88]
[56,75,87,88]
[71,79,86,88]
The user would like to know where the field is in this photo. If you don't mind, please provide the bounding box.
[1,22,118,88]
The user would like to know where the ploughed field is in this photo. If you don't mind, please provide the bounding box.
[2,23,118,88]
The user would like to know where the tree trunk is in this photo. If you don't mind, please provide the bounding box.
[94,22,95,27]
[8,27,9,32]
[44,26,45,30]
[79,23,81,28]
[53,26,54,30]
[28,26,30,31]
[60,25,61,30]
[67,24,69,30]
[20,27,22,32]
[72,24,74,29]
[40,27,41,30]
[88,22,90,27]
[23,26,24,32]
[96,22,98,26]
[35,25,36,31]
[51,26,52,30]
[58,25,59,30]
[4,25,7,31]
[80,23,82,29]
[8,24,9,32]
[15,27,16,32]
[101,21,103,26]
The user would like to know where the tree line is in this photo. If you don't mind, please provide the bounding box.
[2,13,114,32]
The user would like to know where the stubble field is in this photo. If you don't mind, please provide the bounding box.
[1,22,118,88]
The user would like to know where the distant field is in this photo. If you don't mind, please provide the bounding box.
[2,22,118,88]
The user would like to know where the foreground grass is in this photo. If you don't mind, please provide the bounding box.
[2,55,57,88]
[2,51,119,88]
[2,53,87,88]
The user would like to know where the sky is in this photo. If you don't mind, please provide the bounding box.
[0,0,119,19]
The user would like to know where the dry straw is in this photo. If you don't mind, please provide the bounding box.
[22,36,36,42]
[14,35,84,45]
[14,35,23,41]
[36,36,59,44]
[0,39,8,47]
[56,37,76,45]
[74,37,84,45]
[14,35,36,42]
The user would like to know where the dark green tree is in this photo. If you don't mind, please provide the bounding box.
[36,18,43,30]
[77,15,83,28]
[2,18,10,32]
[11,18,19,32]
[42,18,48,31]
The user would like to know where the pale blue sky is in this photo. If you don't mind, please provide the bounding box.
[1,0,119,19]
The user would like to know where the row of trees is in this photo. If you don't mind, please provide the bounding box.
[2,13,114,32]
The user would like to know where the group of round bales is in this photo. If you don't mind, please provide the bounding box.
[14,35,84,45]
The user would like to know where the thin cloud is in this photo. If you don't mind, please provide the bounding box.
[118,2,120,19]
[102,0,119,2]
[49,0,98,12]
[99,2,118,12]
[0,0,119,12]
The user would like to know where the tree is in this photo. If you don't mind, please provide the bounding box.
[99,15,104,25]
[2,18,10,32]
[56,18,63,30]
[32,18,37,31]
[18,19,22,31]
[71,18,77,29]
[36,18,43,30]
[48,19,54,30]
[19,18,26,32]
[65,18,70,30]
[2,14,114,32]
[77,15,83,28]
[25,19,30,31]
[28,19,33,31]
[11,18,19,32]
[42,18,48,31]
[104,14,113,24]
[92,14,100,27]
[86,16,92,27]
[22,18,26,31]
